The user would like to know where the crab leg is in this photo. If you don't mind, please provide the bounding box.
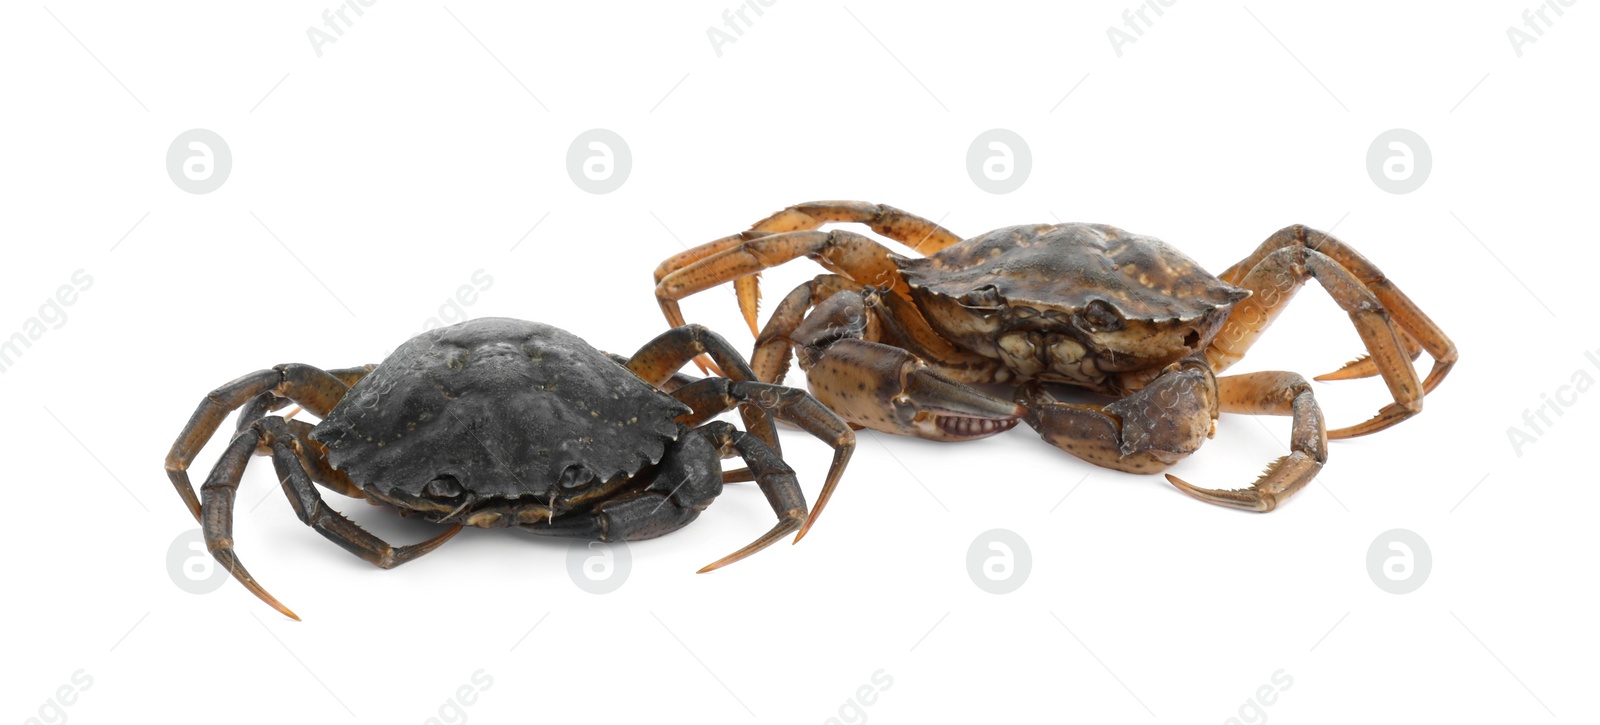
[1165,371,1329,512]
[1206,243,1425,439]
[696,421,809,573]
[199,417,461,620]
[276,418,363,498]
[1318,328,1425,381]
[621,324,786,456]
[233,365,374,435]
[166,364,366,522]
[753,274,987,388]
[667,376,855,540]
[746,201,963,253]
[654,231,770,335]
[654,202,962,340]
[658,230,909,325]
[658,228,919,379]
[198,426,300,620]
[1215,225,1456,429]
[617,325,855,538]
[751,274,868,385]
[263,419,460,567]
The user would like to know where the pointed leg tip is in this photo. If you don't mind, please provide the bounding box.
[1327,412,1409,439]
[701,518,800,573]
[262,593,300,621]
[1313,365,1378,382]
[1165,474,1273,512]
[795,502,828,543]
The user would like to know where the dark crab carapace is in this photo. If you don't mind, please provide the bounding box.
[165,318,854,619]
[654,201,1456,511]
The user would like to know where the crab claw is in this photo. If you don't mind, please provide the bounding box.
[902,367,1028,440]
[804,339,1024,443]
[1165,452,1322,512]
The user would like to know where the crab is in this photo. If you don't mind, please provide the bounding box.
[165,318,854,619]
[654,201,1456,513]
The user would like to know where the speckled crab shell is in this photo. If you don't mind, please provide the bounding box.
[897,223,1246,323]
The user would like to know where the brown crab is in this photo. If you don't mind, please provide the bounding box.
[654,201,1455,518]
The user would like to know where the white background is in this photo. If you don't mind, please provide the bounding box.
[3,2,1595,723]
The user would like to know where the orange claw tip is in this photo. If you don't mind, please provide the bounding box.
[793,499,829,543]
[735,274,762,337]
[696,558,735,574]
[251,588,301,621]
[697,518,800,573]
[256,589,301,622]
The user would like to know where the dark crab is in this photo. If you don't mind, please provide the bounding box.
[165,318,854,619]
[655,201,1456,513]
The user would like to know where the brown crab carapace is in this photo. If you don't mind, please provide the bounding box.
[654,201,1456,515]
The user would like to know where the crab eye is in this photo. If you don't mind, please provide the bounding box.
[424,476,464,499]
[960,285,1004,309]
[558,465,596,490]
[1081,299,1124,331]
